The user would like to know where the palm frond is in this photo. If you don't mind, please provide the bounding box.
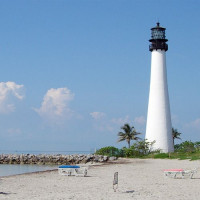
[117,123,142,147]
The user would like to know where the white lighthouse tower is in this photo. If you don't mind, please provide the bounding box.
[145,22,174,153]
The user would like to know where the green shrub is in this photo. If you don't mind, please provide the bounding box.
[95,140,200,160]
[175,141,196,153]
[120,140,158,158]
[153,153,169,159]
[132,139,156,156]
[122,147,134,158]
[194,142,200,151]
[95,146,120,157]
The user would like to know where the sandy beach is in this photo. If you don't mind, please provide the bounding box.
[1,158,200,200]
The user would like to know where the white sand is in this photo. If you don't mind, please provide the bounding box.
[1,158,200,200]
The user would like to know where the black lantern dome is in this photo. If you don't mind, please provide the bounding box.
[149,22,168,51]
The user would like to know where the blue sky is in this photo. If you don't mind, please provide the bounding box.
[0,0,199,152]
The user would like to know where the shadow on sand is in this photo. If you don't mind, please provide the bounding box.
[0,192,13,195]
[124,190,135,193]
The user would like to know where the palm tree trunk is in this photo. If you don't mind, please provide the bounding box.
[128,140,130,148]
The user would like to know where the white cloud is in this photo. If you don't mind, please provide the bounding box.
[0,81,24,113]
[186,118,200,130]
[90,112,106,120]
[111,115,146,133]
[7,128,22,136]
[111,115,131,125]
[35,87,74,121]
[90,113,146,133]
[134,116,146,125]
[111,115,146,126]
[93,123,114,132]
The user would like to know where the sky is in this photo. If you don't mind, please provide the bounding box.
[0,0,199,152]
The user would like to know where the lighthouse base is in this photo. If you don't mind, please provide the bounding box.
[145,50,174,153]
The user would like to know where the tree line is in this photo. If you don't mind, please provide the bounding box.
[95,123,200,159]
[117,123,181,148]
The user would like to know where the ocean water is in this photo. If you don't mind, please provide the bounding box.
[0,150,95,176]
[0,150,94,155]
[0,164,57,177]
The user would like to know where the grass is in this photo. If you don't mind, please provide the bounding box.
[143,151,200,160]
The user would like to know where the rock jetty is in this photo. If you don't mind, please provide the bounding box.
[0,154,117,165]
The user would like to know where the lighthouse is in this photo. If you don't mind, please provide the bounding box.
[145,22,174,153]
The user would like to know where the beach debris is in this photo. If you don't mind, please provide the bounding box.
[113,172,118,192]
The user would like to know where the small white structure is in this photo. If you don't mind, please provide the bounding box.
[145,23,174,153]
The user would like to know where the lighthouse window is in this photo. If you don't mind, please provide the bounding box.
[152,30,165,39]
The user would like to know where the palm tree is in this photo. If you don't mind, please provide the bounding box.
[117,123,141,148]
[172,127,181,146]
